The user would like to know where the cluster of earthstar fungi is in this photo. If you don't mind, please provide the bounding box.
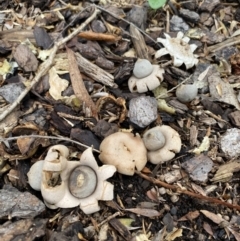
[27,32,199,214]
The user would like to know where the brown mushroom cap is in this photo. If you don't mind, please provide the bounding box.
[99,132,147,175]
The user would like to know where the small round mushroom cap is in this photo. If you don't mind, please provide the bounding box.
[176,84,198,103]
[143,128,166,151]
[128,65,165,93]
[69,165,97,199]
[27,160,44,191]
[99,132,147,175]
[133,59,153,78]
[147,125,181,164]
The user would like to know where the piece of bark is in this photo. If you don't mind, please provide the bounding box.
[129,24,150,60]
[75,52,116,87]
[67,47,98,119]
[109,218,132,240]
[13,44,38,72]
[0,218,48,241]
[0,184,45,219]
[33,26,53,49]
[0,29,59,45]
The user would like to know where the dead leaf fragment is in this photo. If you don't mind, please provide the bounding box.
[178,210,200,221]
[125,208,161,217]
[49,67,69,100]
[208,72,240,110]
[211,160,240,183]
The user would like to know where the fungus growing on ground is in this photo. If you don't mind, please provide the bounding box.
[155,32,198,69]
[176,84,198,103]
[142,125,181,164]
[128,59,164,93]
[27,145,116,214]
[99,132,147,175]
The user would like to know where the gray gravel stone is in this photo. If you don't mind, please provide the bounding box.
[128,96,158,128]
[221,128,240,158]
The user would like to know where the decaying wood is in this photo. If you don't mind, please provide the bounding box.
[78,31,121,42]
[0,29,59,45]
[67,47,98,119]
[207,35,240,53]
[0,7,101,122]
[75,52,116,87]
[129,24,150,60]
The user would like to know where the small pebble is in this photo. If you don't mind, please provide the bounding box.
[133,59,153,79]
[176,84,198,103]
[128,96,158,128]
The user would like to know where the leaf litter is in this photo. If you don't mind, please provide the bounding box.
[0,0,240,240]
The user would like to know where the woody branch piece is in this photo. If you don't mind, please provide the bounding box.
[67,47,98,119]
[0,7,101,122]
[136,171,240,211]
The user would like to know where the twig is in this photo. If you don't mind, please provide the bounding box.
[0,7,100,122]
[0,134,100,153]
[94,5,161,47]
[136,171,240,211]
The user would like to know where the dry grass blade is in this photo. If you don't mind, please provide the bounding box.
[66,47,98,119]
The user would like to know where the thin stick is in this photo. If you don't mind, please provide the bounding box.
[0,135,100,153]
[0,7,100,122]
[136,171,240,211]
[94,5,161,47]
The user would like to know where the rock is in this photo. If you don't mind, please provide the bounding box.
[176,84,198,103]
[221,128,240,158]
[181,154,213,182]
[133,59,153,78]
[179,9,200,23]
[170,15,189,32]
[0,184,45,219]
[128,96,158,128]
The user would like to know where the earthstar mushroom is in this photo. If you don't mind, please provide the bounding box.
[99,132,147,175]
[27,145,116,214]
[143,126,181,164]
[155,32,198,69]
[128,58,165,93]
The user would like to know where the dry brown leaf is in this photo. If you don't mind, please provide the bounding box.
[67,47,98,119]
[17,137,35,155]
[178,210,200,221]
[203,222,214,236]
[125,208,161,217]
[200,210,225,224]
[208,72,240,110]
[165,228,183,241]
[211,160,240,183]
